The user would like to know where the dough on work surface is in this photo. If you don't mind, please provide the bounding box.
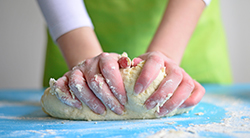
[41,61,193,120]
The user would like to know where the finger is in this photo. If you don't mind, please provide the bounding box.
[88,74,125,115]
[99,54,127,105]
[84,53,125,115]
[144,66,183,110]
[118,56,131,68]
[68,69,106,115]
[157,70,195,116]
[179,80,205,108]
[134,54,164,94]
[132,57,143,67]
[50,74,82,109]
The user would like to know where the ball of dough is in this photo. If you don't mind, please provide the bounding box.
[41,61,192,120]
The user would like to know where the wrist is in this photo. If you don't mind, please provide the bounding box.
[57,27,102,69]
[146,49,182,65]
[147,0,205,66]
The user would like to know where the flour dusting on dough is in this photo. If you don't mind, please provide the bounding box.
[41,54,193,120]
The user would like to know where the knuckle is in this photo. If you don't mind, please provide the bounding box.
[99,52,109,58]
[158,92,166,98]
[56,76,68,86]
[154,92,166,100]
[167,99,178,109]
[84,59,92,66]
[89,80,99,92]
[185,79,195,91]
[89,74,105,92]
[64,72,71,77]
[71,70,83,81]
[150,51,162,56]
[149,54,163,65]
[101,63,118,75]
[171,67,183,79]
[103,62,116,70]
[72,68,82,75]
[141,74,152,84]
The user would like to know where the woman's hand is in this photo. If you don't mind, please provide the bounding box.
[51,52,127,115]
[134,51,205,116]
[52,51,205,117]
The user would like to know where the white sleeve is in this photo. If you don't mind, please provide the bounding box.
[37,0,93,41]
[203,0,211,6]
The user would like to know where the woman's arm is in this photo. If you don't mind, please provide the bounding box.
[147,0,206,65]
[37,0,127,115]
[135,0,207,116]
[37,0,101,69]
[57,27,102,69]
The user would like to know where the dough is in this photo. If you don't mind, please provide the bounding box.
[41,61,193,120]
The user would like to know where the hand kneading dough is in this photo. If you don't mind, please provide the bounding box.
[41,61,193,120]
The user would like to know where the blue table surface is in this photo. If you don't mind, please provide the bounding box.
[0,84,250,138]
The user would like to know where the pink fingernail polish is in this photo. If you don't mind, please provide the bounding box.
[146,101,157,110]
[179,104,186,108]
[116,109,125,115]
[156,109,169,117]
[75,103,82,110]
[97,107,106,115]
[134,83,143,94]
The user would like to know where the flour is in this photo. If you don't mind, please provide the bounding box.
[6,129,58,138]
[147,129,199,138]
[41,60,193,120]
[179,94,250,137]
[148,94,250,138]
[194,112,204,116]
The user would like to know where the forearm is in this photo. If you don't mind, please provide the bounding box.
[147,0,205,65]
[57,27,103,69]
[37,0,101,69]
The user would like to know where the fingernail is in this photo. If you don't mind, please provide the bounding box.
[132,58,142,67]
[134,83,143,94]
[60,76,67,81]
[145,101,157,110]
[116,109,124,115]
[144,98,157,110]
[179,104,186,108]
[75,103,82,110]
[118,56,131,68]
[156,109,170,117]
[120,96,127,105]
[115,105,125,115]
[97,107,106,115]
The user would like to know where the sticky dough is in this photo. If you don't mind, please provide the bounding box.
[41,61,193,120]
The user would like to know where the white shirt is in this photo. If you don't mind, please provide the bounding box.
[37,0,211,42]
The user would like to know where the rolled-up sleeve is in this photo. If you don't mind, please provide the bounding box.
[203,0,211,6]
[37,0,93,41]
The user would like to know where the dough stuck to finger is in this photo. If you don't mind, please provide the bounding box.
[41,53,193,121]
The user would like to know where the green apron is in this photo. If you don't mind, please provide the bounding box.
[43,0,232,87]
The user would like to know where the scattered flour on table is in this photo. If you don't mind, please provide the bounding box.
[147,129,199,138]
[0,101,53,120]
[147,94,250,138]
[194,112,204,116]
[7,130,59,138]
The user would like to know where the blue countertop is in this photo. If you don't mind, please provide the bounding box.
[0,84,250,138]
